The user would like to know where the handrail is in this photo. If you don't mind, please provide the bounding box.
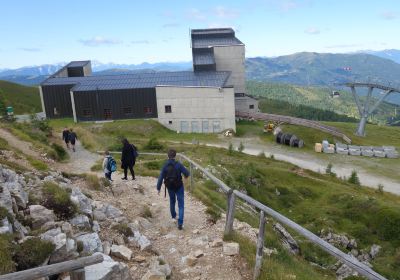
[99,151,386,279]
[0,254,103,280]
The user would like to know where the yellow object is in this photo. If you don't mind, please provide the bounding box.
[315,143,322,153]
[263,122,275,133]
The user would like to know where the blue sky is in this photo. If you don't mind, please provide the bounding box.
[0,0,399,68]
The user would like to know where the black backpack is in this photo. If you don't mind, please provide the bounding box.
[131,144,138,158]
[164,162,182,196]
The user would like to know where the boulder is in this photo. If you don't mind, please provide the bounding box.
[336,263,358,280]
[84,253,131,280]
[105,204,123,219]
[4,182,28,209]
[369,244,381,259]
[70,188,93,217]
[40,227,78,263]
[223,242,240,256]
[141,270,166,280]
[14,220,29,238]
[0,184,13,215]
[29,205,56,229]
[0,166,18,183]
[129,231,152,251]
[111,245,133,261]
[76,232,103,254]
[70,214,91,229]
[273,223,300,255]
[188,235,209,246]
[211,238,223,248]
[93,210,107,221]
[61,222,73,236]
[0,217,13,234]
[92,221,100,232]
[103,241,111,255]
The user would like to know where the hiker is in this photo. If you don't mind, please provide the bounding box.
[68,129,78,152]
[102,151,116,181]
[156,149,190,230]
[121,138,138,180]
[62,127,70,149]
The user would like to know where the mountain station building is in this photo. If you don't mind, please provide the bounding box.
[40,28,258,133]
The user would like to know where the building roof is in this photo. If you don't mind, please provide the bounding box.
[192,37,243,48]
[42,70,231,91]
[67,61,91,67]
[191,28,235,36]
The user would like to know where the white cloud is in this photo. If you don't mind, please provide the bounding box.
[131,40,151,44]
[162,23,180,28]
[79,36,122,47]
[304,27,320,35]
[19,47,41,52]
[187,8,207,21]
[213,6,239,19]
[380,11,397,20]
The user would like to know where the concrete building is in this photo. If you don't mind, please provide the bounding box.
[40,28,256,133]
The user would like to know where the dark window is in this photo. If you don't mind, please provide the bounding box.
[165,105,172,113]
[249,104,255,109]
[144,107,152,114]
[104,109,112,119]
[123,107,133,115]
[168,120,172,124]
[82,109,92,117]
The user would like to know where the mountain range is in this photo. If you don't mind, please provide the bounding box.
[1,50,399,104]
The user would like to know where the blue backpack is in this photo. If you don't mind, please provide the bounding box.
[107,157,117,172]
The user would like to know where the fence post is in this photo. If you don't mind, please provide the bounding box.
[254,211,266,280]
[189,162,194,191]
[70,268,85,280]
[224,190,236,235]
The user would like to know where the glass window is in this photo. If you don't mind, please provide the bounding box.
[123,107,133,115]
[180,121,189,133]
[144,107,152,114]
[104,109,112,119]
[82,108,92,117]
[213,121,221,133]
[165,105,172,113]
[249,104,255,109]
[191,121,199,133]
[202,121,209,133]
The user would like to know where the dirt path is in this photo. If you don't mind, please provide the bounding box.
[0,127,101,174]
[89,175,252,280]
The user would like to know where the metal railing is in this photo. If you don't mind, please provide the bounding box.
[0,254,103,280]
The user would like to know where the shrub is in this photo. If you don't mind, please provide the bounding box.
[377,184,384,194]
[0,206,14,223]
[270,154,275,159]
[144,160,164,170]
[112,223,134,237]
[348,170,360,185]
[325,163,336,177]
[238,142,244,153]
[14,237,55,271]
[51,143,68,161]
[144,137,164,151]
[84,174,101,190]
[0,234,15,274]
[206,206,221,224]
[100,177,111,188]
[31,118,52,136]
[372,208,400,242]
[77,240,84,253]
[228,143,234,155]
[42,181,77,219]
[27,157,48,171]
[141,205,152,218]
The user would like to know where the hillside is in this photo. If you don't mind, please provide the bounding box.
[0,80,41,114]
[246,52,400,105]
[247,81,400,124]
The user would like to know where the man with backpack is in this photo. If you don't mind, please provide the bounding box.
[156,149,190,230]
[102,151,116,181]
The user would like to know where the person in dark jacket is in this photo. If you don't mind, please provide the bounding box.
[121,138,137,180]
[62,127,70,149]
[68,129,78,152]
[157,149,190,230]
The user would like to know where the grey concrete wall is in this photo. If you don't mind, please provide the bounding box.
[235,95,260,114]
[156,86,236,133]
[83,62,92,76]
[213,45,246,94]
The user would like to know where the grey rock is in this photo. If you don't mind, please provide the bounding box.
[14,220,29,238]
[336,263,358,280]
[92,220,100,232]
[40,227,78,263]
[141,270,166,280]
[114,235,125,245]
[4,181,28,209]
[40,228,66,250]
[84,253,131,280]
[70,214,91,229]
[76,232,103,254]
[29,205,55,229]
[0,184,13,215]
[0,217,13,234]
[105,204,123,219]
[61,222,73,236]
[70,187,93,217]
[273,223,300,255]
[369,244,381,259]
[111,245,132,261]
[103,241,111,255]
[93,210,107,221]
[223,242,240,256]
[130,231,152,251]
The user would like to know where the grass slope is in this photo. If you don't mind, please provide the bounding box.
[0,80,41,114]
